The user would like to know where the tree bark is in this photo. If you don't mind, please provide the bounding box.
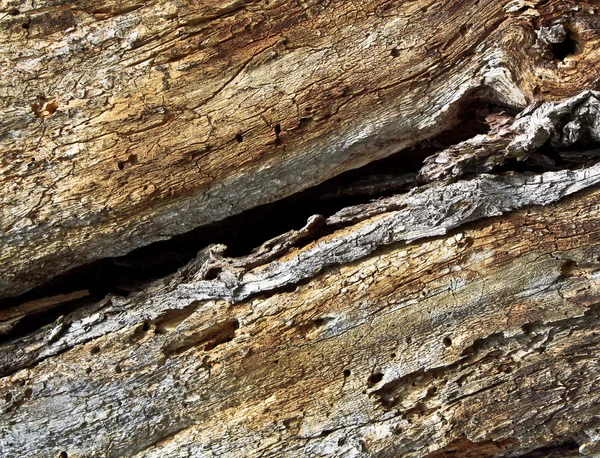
[2,0,600,457]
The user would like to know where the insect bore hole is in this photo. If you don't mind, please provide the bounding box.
[552,30,578,61]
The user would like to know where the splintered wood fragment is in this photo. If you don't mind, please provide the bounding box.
[2,185,600,457]
[2,156,600,378]
[418,91,600,183]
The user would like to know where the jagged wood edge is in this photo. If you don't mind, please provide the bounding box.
[3,185,600,457]
[2,162,600,377]
[3,91,600,376]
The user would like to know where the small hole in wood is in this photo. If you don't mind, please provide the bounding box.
[560,259,578,277]
[235,133,243,143]
[9,9,20,16]
[204,268,221,280]
[5,392,12,402]
[367,372,384,386]
[390,48,400,58]
[24,388,32,399]
[343,369,351,377]
[551,30,577,61]
[443,336,452,347]
[31,98,59,118]
[115,365,122,374]
[21,23,29,29]
[118,154,138,170]
[274,123,281,135]
[298,117,313,129]
[91,346,100,355]
[58,452,68,458]
[313,318,328,328]
[85,367,92,375]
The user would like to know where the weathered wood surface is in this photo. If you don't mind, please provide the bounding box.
[4,0,600,457]
[3,183,600,457]
[2,0,600,298]
[2,90,600,455]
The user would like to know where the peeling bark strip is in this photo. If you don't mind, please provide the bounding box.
[3,0,600,298]
[3,185,600,457]
[418,90,600,183]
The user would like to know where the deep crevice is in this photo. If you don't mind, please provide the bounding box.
[518,439,581,457]
[0,99,524,341]
[492,137,600,178]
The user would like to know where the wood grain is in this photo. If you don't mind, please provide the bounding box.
[3,0,600,297]
[3,184,600,457]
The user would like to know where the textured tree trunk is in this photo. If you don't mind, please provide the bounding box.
[3,0,600,457]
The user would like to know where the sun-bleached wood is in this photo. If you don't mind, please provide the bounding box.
[3,1,600,457]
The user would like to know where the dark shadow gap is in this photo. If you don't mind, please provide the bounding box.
[0,99,511,341]
[5,118,600,346]
[551,29,577,61]
[518,439,580,457]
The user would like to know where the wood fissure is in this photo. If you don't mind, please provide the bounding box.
[3,0,600,298]
[4,1,600,457]
[3,92,600,379]
[3,183,600,457]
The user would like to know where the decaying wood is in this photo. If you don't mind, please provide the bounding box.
[3,90,600,456]
[4,0,600,457]
[3,0,600,298]
[418,91,600,183]
[4,185,600,457]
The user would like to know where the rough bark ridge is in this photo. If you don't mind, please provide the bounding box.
[3,0,600,457]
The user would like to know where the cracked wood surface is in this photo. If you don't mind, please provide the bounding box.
[0,162,594,373]
[5,84,600,375]
[3,0,600,298]
[4,0,600,456]
[3,92,600,456]
[3,185,600,457]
